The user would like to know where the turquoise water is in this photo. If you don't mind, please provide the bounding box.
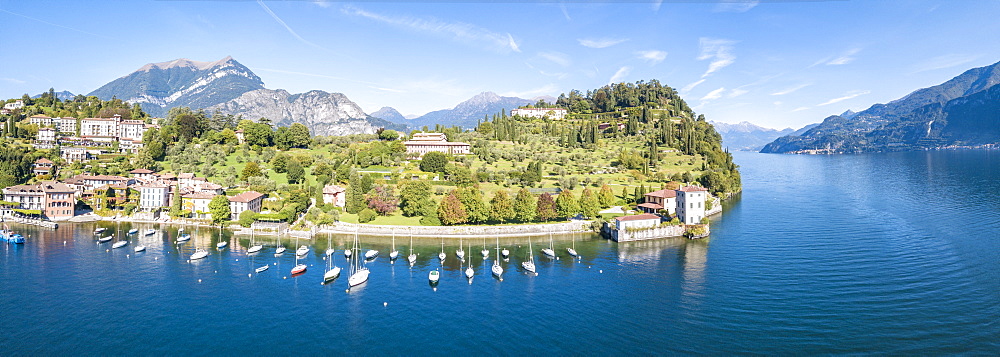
[2,151,999,354]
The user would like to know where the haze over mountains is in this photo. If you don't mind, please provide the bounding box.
[710,121,796,151]
[762,60,1000,153]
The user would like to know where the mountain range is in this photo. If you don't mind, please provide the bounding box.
[86,56,537,135]
[709,121,795,151]
[762,60,1000,153]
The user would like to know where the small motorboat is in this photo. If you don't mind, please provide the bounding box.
[1,230,25,244]
[428,270,440,283]
[291,264,307,275]
[98,236,113,243]
[176,234,191,243]
[190,249,209,260]
[255,265,269,273]
[112,240,128,249]
[94,228,107,235]
[217,241,228,249]
[501,248,510,259]
[127,228,139,235]
[344,249,352,258]
[296,245,309,256]
[364,249,379,260]
[144,229,156,236]
[275,246,286,254]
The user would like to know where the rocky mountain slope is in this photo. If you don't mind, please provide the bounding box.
[710,121,795,151]
[207,89,404,136]
[369,106,406,124]
[404,92,533,129]
[762,60,1000,153]
[89,56,264,117]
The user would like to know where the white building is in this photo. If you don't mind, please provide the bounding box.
[60,147,89,163]
[676,186,708,225]
[403,132,471,156]
[614,213,662,230]
[29,114,53,127]
[322,184,346,207]
[511,108,568,120]
[640,188,677,215]
[119,120,145,141]
[228,191,264,220]
[57,117,78,134]
[182,192,215,219]
[138,184,170,211]
[37,128,56,142]
[3,100,24,110]
[80,116,118,137]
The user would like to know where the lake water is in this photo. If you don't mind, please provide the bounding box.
[2,151,999,354]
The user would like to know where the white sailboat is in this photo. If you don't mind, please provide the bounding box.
[247,228,263,254]
[541,232,556,258]
[94,227,107,235]
[190,227,208,260]
[134,244,146,252]
[325,233,335,257]
[128,228,139,235]
[296,245,309,257]
[323,262,341,283]
[347,229,369,287]
[465,255,475,279]
[456,237,465,261]
[112,221,128,248]
[501,238,510,259]
[275,235,286,255]
[438,241,446,262]
[344,246,352,259]
[567,231,579,257]
[492,237,504,279]
[291,235,307,275]
[364,248,379,260]
[522,237,536,274]
[389,232,399,261]
[144,229,156,236]
[481,237,489,258]
[216,226,228,250]
[407,234,417,266]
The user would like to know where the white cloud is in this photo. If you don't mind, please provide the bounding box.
[609,66,631,84]
[311,0,331,8]
[713,0,760,13]
[697,38,736,78]
[259,0,327,50]
[538,52,571,67]
[818,90,870,106]
[701,87,726,101]
[369,86,405,93]
[578,38,629,49]
[501,84,559,98]
[681,79,707,93]
[792,107,810,112]
[0,77,26,84]
[728,88,749,98]
[771,83,811,96]
[636,50,668,64]
[911,54,981,73]
[773,101,782,106]
[826,48,861,65]
[652,0,663,12]
[342,5,521,53]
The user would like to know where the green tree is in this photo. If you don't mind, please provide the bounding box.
[270,153,289,173]
[536,193,557,221]
[419,151,447,173]
[358,208,377,223]
[555,189,579,218]
[598,184,616,208]
[399,180,434,217]
[169,185,183,217]
[579,188,599,219]
[286,158,304,184]
[489,189,515,223]
[238,210,257,227]
[378,129,399,141]
[241,162,263,181]
[437,192,468,225]
[513,188,536,222]
[209,195,232,226]
[345,169,365,214]
[288,123,312,148]
[456,186,488,224]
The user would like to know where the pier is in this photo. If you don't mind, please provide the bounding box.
[2,216,58,229]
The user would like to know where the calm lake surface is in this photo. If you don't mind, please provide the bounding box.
[2,151,999,354]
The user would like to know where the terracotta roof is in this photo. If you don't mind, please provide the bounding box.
[159,173,177,180]
[637,202,663,209]
[35,158,54,164]
[615,213,662,222]
[323,185,345,194]
[678,186,708,192]
[645,189,676,198]
[178,173,195,179]
[130,169,154,174]
[229,191,264,203]
[199,182,222,190]
[39,182,74,193]
[30,114,52,119]
[403,141,470,146]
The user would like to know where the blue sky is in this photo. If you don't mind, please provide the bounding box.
[1,0,999,129]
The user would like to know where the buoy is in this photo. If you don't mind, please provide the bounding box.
[383,302,388,307]
[599,270,603,273]
[235,259,239,262]
[198,279,202,283]
[345,289,350,293]
[214,270,218,273]
[283,277,287,279]
[63,241,66,245]
[248,273,252,278]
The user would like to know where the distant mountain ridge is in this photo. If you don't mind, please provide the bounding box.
[89,56,265,118]
[207,89,405,136]
[710,121,795,151]
[370,107,406,124]
[403,92,534,129]
[32,90,75,101]
[762,60,1000,153]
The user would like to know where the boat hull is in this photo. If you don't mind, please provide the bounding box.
[348,269,369,287]
[324,267,342,282]
[291,264,307,275]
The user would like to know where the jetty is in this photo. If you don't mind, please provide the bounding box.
[2,216,58,229]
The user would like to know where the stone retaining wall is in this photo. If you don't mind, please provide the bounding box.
[316,220,592,238]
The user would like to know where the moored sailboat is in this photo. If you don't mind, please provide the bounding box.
[347,230,369,287]
[522,237,536,274]
[492,237,504,279]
